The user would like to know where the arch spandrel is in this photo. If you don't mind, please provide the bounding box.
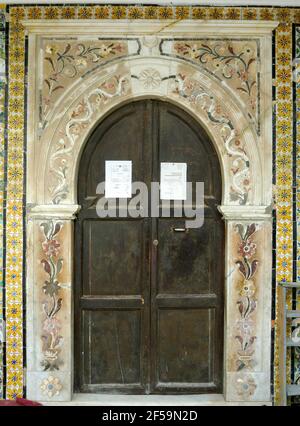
[36,57,261,207]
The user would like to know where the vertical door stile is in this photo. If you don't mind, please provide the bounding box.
[150,100,159,392]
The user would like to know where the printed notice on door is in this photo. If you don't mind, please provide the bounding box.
[105,161,132,198]
[160,162,187,200]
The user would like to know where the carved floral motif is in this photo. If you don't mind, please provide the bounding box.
[173,73,251,204]
[40,375,62,398]
[48,68,252,204]
[169,40,259,133]
[40,221,64,371]
[43,40,127,118]
[236,375,257,398]
[49,74,129,204]
[235,223,259,372]
[138,68,161,89]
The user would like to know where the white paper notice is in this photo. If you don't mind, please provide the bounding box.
[105,161,132,198]
[160,162,187,200]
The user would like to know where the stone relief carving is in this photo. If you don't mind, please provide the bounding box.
[236,375,257,398]
[234,223,259,372]
[49,74,129,204]
[25,20,274,403]
[39,35,259,205]
[137,68,162,89]
[172,73,251,204]
[40,375,63,398]
[47,68,251,205]
[40,220,64,371]
[42,39,137,122]
[161,39,260,134]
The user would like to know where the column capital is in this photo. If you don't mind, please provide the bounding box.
[218,205,272,221]
[27,204,81,220]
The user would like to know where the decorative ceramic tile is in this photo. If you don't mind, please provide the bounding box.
[0,10,5,401]
[274,23,294,405]
[295,26,300,392]
[6,7,24,400]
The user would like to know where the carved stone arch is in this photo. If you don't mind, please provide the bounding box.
[25,20,276,404]
[34,56,262,207]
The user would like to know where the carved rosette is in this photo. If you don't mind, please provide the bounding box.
[40,375,63,398]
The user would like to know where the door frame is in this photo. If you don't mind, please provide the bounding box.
[24,19,275,403]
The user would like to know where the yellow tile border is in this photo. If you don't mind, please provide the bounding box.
[274,23,294,405]
[6,9,24,399]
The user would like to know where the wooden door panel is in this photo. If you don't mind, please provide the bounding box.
[82,219,145,296]
[82,310,142,388]
[157,309,215,384]
[83,103,150,200]
[157,218,222,295]
[158,104,221,201]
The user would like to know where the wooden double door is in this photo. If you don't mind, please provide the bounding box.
[75,100,224,394]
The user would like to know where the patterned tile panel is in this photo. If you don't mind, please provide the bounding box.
[295,26,300,390]
[6,7,24,399]
[0,13,5,400]
[274,23,294,405]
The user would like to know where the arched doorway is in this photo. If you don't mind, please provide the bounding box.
[74,99,224,394]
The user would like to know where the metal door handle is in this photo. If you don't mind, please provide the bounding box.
[171,227,189,233]
[153,239,159,246]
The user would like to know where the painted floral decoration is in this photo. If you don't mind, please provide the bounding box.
[40,376,62,398]
[235,223,259,372]
[40,221,64,371]
[236,375,257,398]
[43,41,126,116]
[172,72,251,204]
[172,40,258,133]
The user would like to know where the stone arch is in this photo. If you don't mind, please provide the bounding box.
[33,56,262,207]
[24,19,275,404]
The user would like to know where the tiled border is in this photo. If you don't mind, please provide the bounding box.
[6,6,25,399]
[295,25,300,387]
[0,7,5,400]
[274,23,294,404]
[3,4,299,403]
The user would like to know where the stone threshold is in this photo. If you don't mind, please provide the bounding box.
[42,394,272,406]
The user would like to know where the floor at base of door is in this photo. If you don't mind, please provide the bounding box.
[41,394,272,406]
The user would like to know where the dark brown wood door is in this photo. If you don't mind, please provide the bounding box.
[75,100,224,394]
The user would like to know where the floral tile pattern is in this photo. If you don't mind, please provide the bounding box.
[0,2,5,400]
[0,11,4,400]
[6,7,24,400]
[295,26,300,389]
[274,23,294,405]
[1,4,300,404]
